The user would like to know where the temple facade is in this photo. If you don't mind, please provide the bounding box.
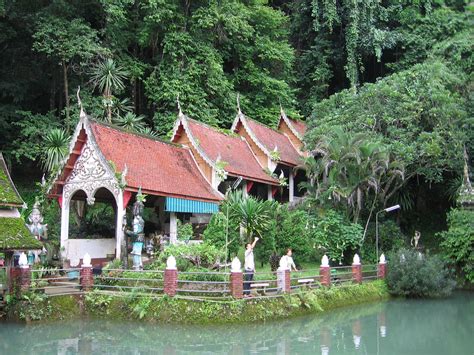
[51,105,307,264]
[50,110,223,264]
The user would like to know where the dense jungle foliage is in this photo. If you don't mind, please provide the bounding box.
[0,1,472,282]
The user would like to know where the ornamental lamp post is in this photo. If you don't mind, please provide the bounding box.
[376,204,400,262]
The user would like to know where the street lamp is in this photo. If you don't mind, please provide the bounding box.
[225,177,243,272]
[376,204,400,262]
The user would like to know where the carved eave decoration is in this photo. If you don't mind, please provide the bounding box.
[54,111,122,206]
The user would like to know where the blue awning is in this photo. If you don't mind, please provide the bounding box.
[165,197,219,214]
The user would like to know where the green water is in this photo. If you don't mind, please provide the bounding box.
[1,292,473,354]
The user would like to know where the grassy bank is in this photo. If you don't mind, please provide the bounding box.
[7,281,389,323]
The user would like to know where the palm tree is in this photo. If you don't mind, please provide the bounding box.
[90,58,128,123]
[42,128,70,173]
[305,126,404,223]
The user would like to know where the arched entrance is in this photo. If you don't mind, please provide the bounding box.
[60,185,125,266]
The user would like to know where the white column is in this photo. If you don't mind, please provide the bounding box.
[60,192,70,261]
[115,190,124,260]
[169,212,178,245]
[267,185,273,201]
[242,181,248,198]
[289,169,294,203]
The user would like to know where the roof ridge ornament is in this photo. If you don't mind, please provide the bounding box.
[77,86,86,119]
[177,94,183,117]
[236,93,242,114]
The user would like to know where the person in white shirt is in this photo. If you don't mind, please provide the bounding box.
[281,248,298,272]
[244,237,259,296]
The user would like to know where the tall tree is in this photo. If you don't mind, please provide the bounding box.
[32,16,102,128]
[89,58,129,123]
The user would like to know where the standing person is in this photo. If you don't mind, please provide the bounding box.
[281,248,298,272]
[244,237,259,297]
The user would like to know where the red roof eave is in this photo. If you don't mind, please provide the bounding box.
[123,186,222,203]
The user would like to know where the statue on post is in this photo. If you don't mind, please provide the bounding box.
[125,189,146,270]
[411,230,421,249]
[27,199,48,264]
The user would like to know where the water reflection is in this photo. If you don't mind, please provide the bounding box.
[1,292,473,354]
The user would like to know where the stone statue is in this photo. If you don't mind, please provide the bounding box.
[27,200,48,264]
[27,200,48,241]
[125,190,146,270]
[411,230,421,249]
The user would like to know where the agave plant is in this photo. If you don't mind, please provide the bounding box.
[139,126,158,137]
[224,190,275,243]
[114,112,146,133]
[42,128,70,173]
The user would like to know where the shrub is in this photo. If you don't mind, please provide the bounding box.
[274,207,314,263]
[310,210,363,264]
[157,243,225,270]
[202,211,240,257]
[361,220,406,263]
[386,248,455,298]
[437,209,474,284]
[177,220,193,242]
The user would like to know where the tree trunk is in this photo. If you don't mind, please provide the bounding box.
[62,60,70,130]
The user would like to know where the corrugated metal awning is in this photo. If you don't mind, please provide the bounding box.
[165,197,219,214]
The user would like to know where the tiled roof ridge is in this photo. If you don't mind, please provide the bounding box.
[244,116,282,135]
[90,119,181,148]
[185,116,239,138]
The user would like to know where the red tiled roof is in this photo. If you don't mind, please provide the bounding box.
[288,118,307,138]
[90,122,222,202]
[244,118,302,166]
[184,119,278,185]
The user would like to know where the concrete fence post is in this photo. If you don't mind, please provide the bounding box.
[284,269,291,293]
[320,255,331,287]
[352,254,362,284]
[230,257,243,299]
[377,254,387,279]
[80,253,94,291]
[164,255,178,297]
[18,252,31,294]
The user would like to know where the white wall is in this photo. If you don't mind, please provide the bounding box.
[66,239,116,265]
[0,208,20,218]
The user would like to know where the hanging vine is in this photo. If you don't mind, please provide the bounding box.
[310,0,433,88]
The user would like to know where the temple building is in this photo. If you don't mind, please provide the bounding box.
[0,153,42,268]
[50,110,223,264]
[231,108,307,202]
[51,104,307,264]
[171,111,280,199]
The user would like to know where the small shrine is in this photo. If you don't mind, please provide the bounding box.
[0,153,42,294]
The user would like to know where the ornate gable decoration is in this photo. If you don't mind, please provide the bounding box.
[63,130,120,205]
[279,108,303,141]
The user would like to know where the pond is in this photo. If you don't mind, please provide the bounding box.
[1,291,472,354]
